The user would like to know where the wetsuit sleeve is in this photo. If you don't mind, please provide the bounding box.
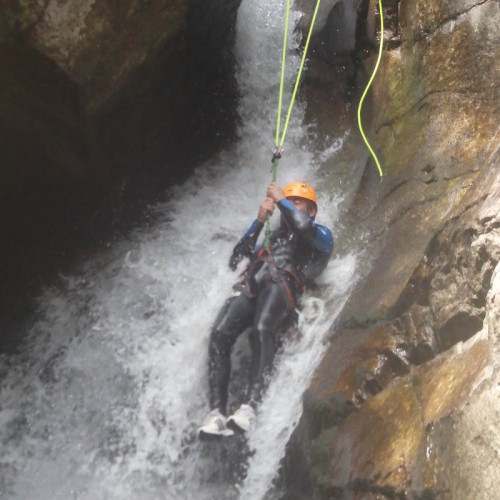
[277,199,334,281]
[229,219,264,270]
[277,199,333,253]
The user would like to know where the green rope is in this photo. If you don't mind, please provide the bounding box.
[264,0,322,250]
[357,0,384,177]
[275,0,291,149]
[263,156,279,250]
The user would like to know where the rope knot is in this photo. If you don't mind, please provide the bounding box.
[272,148,283,162]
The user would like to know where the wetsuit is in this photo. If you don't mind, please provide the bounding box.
[208,198,334,414]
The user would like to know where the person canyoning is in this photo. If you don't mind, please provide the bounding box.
[197,180,334,440]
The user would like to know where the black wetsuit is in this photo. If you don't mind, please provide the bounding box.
[208,198,334,414]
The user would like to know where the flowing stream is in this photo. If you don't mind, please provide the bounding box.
[0,1,360,499]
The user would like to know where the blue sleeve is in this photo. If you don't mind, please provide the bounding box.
[239,219,263,244]
[314,224,334,255]
[228,219,264,270]
[277,199,333,256]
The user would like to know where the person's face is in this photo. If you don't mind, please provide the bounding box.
[288,197,317,218]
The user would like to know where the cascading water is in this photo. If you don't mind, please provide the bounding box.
[0,1,359,499]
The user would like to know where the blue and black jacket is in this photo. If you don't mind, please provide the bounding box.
[229,199,334,295]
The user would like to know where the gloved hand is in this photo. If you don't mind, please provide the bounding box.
[229,239,253,271]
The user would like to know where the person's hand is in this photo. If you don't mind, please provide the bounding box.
[266,182,285,203]
[257,197,275,223]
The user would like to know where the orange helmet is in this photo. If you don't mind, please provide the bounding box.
[283,182,317,207]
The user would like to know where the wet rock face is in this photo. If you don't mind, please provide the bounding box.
[317,333,489,497]
[283,0,500,497]
[285,167,499,499]
[3,0,193,113]
[0,0,241,348]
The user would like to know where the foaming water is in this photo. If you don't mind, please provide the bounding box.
[0,1,359,499]
[238,255,357,499]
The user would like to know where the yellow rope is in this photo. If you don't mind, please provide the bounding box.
[275,0,291,149]
[278,0,322,149]
[357,0,384,177]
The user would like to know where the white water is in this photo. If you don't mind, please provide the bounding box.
[0,2,359,499]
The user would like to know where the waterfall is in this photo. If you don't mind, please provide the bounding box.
[0,1,359,499]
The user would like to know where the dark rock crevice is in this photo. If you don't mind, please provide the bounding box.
[0,0,242,352]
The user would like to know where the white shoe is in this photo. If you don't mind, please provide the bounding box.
[197,409,234,441]
[226,404,256,434]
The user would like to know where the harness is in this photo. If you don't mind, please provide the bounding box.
[234,247,306,309]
